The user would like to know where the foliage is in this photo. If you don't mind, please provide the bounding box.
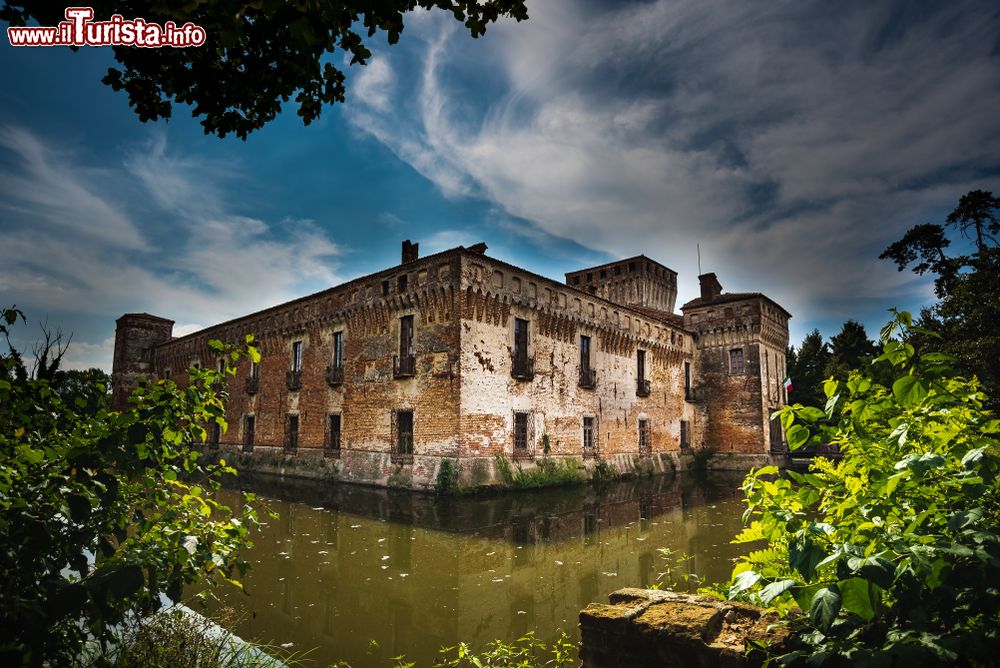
[435,631,577,668]
[0,306,262,666]
[651,547,702,593]
[0,1,528,139]
[824,321,877,381]
[727,310,1000,666]
[881,190,1000,410]
[590,459,619,484]
[99,607,295,668]
[493,455,587,489]
[434,458,460,495]
[786,329,831,408]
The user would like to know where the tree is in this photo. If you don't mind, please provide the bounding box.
[1,1,529,139]
[0,306,262,665]
[727,310,1000,665]
[880,190,1000,409]
[824,320,877,381]
[786,329,830,409]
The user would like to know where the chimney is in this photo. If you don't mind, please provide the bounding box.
[401,240,419,264]
[699,273,723,302]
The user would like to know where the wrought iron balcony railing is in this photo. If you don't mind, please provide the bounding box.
[636,378,651,397]
[511,355,534,381]
[326,364,344,387]
[245,377,259,395]
[579,367,597,389]
[393,354,416,378]
[286,369,302,391]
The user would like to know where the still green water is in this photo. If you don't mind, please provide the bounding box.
[204,474,748,667]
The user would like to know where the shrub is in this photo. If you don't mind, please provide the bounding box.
[435,458,459,495]
[726,311,1000,665]
[0,307,261,665]
[591,459,619,484]
[492,454,586,489]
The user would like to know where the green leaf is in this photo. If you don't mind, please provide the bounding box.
[786,425,810,451]
[855,557,895,589]
[838,578,875,621]
[729,569,761,598]
[809,585,842,632]
[789,535,824,581]
[759,579,797,605]
[892,375,928,408]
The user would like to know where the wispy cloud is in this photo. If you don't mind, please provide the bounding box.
[347,0,1000,340]
[0,128,344,370]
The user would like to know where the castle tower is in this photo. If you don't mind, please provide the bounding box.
[565,256,678,313]
[111,313,174,409]
[681,274,790,455]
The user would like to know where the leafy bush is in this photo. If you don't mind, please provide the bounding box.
[435,458,460,495]
[0,307,262,665]
[726,311,1000,665]
[493,455,587,489]
[590,459,619,484]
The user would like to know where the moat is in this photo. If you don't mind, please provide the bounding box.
[201,474,749,667]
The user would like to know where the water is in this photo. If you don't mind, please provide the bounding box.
[202,473,749,667]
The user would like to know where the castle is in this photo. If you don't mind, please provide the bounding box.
[112,241,790,489]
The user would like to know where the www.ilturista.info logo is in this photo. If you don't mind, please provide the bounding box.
[7,7,206,47]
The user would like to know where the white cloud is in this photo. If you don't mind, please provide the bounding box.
[346,0,1000,341]
[0,129,344,371]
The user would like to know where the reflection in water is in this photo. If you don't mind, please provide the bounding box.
[202,474,748,667]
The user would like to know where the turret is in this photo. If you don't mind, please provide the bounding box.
[111,313,174,409]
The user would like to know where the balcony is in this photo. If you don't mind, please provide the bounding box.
[245,377,259,395]
[285,369,302,391]
[579,367,597,389]
[636,378,651,397]
[511,355,534,381]
[685,386,696,402]
[326,364,344,387]
[393,354,416,378]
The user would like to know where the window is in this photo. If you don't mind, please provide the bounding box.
[209,421,220,448]
[395,316,415,377]
[513,412,529,455]
[292,341,303,372]
[586,272,593,282]
[729,348,745,374]
[395,410,413,459]
[680,420,690,449]
[243,415,255,452]
[162,368,172,380]
[583,416,596,456]
[217,358,225,374]
[327,413,341,455]
[571,276,580,285]
[580,335,591,372]
[250,360,259,380]
[636,349,650,396]
[512,318,533,379]
[381,279,390,296]
[286,414,299,451]
[332,331,344,369]
[684,361,692,400]
[398,274,408,293]
[599,269,607,279]
[638,418,651,457]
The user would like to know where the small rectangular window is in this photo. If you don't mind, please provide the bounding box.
[381,279,390,296]
[599,269,607,279]
[400,316,414,358]
[243,415,255,452]
[250,360,259,380]
[398,274,408,293]
[286,414,299,451]
[684,361,692,400]
[580,335,591,372]
[514,412,529,453]
[680,420,690,449]
[332,331,344,369]
[209,421,221,448]
[396,410,413,456]
[583,416,595,455]
[730,348,745,374]
[638,418,650,457]
[586,272,593,282]
[217,358,226,374]
[292,341,303,372]
[328,413,341,454]
[637,349,646,381]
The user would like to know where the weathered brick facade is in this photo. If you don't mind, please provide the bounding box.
[112,242,789,489]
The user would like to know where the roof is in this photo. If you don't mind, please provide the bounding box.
[564,254,677,278]
[623,304,687,328]
[680,291,791,317]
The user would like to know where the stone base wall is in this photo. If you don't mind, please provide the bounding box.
[579,588,789,667]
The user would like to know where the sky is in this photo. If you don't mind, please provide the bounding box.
[1,0,999,371]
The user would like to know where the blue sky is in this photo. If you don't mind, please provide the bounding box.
[1,0,999,371]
